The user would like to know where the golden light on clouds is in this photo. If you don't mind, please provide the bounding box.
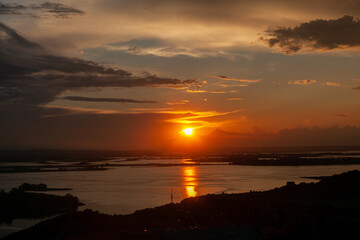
[166,110,241,130]
[288,80,317,85]
[325,81,342,87]
[186,89,207,93]
[227,98,243,101]
[213,75,260,83]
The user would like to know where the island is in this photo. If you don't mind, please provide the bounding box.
[18,183,72,192]
[0,184,82,225]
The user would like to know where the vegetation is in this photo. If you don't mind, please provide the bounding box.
[0,185,82,225]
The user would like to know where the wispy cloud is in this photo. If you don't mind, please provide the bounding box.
[213,75,260,83]
[63,96,158,103]
[165,110,241,128]
[334,114,349,118]
[325,82,342,87]
[46,106,241,130]
[0,2,26,15]
[130,108,173,112]
[186,89,207,93]
[0,1,84,18]
[166,100,189,105]
[106,44,227,58]
[40,105,120,117]
[210,91,226,94]
[227,98,243,101]
[288,80,316,85]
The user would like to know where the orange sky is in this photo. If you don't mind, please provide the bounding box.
[0,0,360,150]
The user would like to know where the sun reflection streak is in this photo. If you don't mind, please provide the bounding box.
[183,167,198,197]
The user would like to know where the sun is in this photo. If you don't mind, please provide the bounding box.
[182,128,194,136]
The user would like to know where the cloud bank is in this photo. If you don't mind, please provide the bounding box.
[0,22,200,106]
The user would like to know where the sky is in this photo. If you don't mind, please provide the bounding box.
[0,0,360,150]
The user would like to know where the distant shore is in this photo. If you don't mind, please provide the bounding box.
[1,150,360,174]
[3,170,360,239]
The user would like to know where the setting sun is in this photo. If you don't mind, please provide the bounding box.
[182,128,194,136]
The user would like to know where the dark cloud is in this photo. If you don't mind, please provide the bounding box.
[31,2,84,18]
[0,2,26,15]
[0,21,41,49]
[262,15,360,54]
[353,85,360,90]
[63,96,158,104]
[0,1,84,18]
[0,22,199,106]
[334,114,349,118]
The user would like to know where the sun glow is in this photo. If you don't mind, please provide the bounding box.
[182,128,194,135]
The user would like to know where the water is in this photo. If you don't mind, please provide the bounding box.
[1,163,360,237]
[1,164,360,214]
[0,218,52,238]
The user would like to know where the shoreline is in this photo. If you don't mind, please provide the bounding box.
[3,170,360,239]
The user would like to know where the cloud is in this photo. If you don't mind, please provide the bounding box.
[214,75,260,83]
[186,90,207,93]
[288,80,316,85]
[0,2,26,15]
[262,15,360,54]
[166,100,189,105]
[0,21,41,48]
[165,110,241,128]
[210,91,226,94]
[0,1,84,18]
[353,85,360,90]
[41,105,121,117]
[107,43,225,58]
[325,82,342,87]
[334,114,349,118]
[0,22,200,106]
[227,98,243,101]
[62,96,158,104]
[31,2,84,18]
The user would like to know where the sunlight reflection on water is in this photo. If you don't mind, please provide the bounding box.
[1,163,360,215]
[183,167,197,197]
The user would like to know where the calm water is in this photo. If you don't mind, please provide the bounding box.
[1,163,360,237]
